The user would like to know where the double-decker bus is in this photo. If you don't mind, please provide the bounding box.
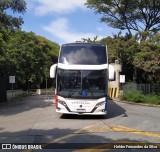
[50,42,114,115]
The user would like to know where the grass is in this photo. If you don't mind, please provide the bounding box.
[120,91,160,105]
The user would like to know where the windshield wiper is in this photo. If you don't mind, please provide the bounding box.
[68,88,75,98]
[88,89,94,98]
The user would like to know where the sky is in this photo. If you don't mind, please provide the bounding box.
[21,0,119,45]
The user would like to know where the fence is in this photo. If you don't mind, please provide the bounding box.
[123,83,160,94]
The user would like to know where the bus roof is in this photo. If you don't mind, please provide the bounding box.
[62,42,105,47]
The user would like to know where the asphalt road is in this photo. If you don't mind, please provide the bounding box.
[0,95,160,152]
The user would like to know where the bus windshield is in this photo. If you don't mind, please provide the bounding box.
[57,69,107,99]
[59,45,107,65]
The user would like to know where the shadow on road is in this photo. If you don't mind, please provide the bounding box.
[0,127,153,152]
[107,99,127,119]
[0,95,159,151]
[0,95,53,116]
[0,95,126,120]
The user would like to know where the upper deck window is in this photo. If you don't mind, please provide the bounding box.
[59,44,107,65]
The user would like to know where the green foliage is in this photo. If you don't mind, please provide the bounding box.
[1,30,59,89]
[86,0,160,38]
[0,0,26,30]
[0,1,60,90]
[133,33,160,84]
[100,33,160,84]
[82,36,99,43]
[143,94,160,104]
[85,0,160,84]
[101,34,139,63]
[0,0,26,74]
[121,91,160,104]
[100,34,139,82]
[121,91,144,103]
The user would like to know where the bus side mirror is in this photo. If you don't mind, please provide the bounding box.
[50,64,57,78]
[109,64,114,80]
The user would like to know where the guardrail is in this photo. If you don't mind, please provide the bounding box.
[27,89,38,95]
[7,89,54,100]
[7,90,26,100]
[27,89,54,96]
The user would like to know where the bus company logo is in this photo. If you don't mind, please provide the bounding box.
[2,144,11,149]
[72,101,90,105]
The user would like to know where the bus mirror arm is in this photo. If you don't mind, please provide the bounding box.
[109,64,114,80]
[50,64,57,78]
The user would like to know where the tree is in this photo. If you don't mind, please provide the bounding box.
[0,0,26,78]
[82,36,99,42]
[100,33,160,84]
[133,34,160,84]
[0,0,26,30]
[86,0,160,37]
[3,31,59,89]
[100,34,139,82]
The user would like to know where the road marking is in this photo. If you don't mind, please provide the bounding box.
[112,125,160,138]
[23,122,102,152]
[41,122,102,148]
[75,122,102,134]
[23,121,160,151]
[84,122,160,138]
[41,122,160,149]
[86,126,110,133]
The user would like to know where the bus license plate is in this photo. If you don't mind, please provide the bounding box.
[76,109,86,112]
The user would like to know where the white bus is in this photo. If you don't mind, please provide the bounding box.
[50,42,114,115]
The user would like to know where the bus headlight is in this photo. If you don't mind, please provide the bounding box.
[58,100,67,106]
[95,101,105,108]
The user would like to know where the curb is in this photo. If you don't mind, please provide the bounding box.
[113,98,160,108]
